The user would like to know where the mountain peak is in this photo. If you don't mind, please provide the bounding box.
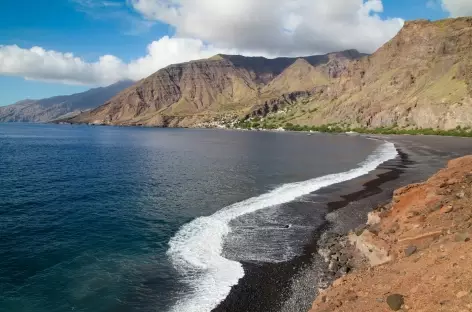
[400,17,472,35]
[208,54,226,61]
[291,58,314,67]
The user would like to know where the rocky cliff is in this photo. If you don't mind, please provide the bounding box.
[289,17,472,130]
[310,155,472,312]
[0,80,134,123]
[66,51,363,127]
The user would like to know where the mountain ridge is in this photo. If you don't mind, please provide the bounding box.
[0,80,135,123]
[66,50,364,126]
[285,17,472,130]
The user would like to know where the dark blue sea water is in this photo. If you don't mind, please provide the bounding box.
[0,124,393,312]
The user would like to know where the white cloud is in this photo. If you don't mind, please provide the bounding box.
[0,0,406,86]
[441,0,472,16]
[130,0,404,55]
[0,45,122,85]
[0,37,233,85]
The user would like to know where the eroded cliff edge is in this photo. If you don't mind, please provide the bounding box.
[310,155,472,312]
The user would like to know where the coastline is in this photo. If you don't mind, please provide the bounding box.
[53,120,472,139]
[213,135,472,312]
[213,147,407,312]
[46,114,472,139]
[9,123,472,312]
[310,154,472,311]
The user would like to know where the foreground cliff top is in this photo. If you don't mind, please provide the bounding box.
[311,155,472,311]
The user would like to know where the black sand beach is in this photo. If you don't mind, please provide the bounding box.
[214,135,472,312]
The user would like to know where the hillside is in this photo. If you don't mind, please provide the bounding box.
[261,59,329,95]
[282,17,472,130]
[0,80,134,123]
[66,51,364,127]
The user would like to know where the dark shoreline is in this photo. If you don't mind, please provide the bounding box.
[214,134,472,312]
[213,147,412,312]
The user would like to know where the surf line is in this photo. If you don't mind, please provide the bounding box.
[167,141,398,312]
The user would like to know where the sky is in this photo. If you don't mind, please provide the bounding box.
[0,0,469,106]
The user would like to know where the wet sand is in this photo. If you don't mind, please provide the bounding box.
[213,135,472,312]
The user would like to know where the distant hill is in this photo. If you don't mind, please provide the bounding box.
[65,51,365,127]
[0,80,135,122]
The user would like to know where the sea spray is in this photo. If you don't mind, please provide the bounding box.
[167,141,398,312]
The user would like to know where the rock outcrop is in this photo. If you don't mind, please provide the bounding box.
[310,155,472,312]
[0,80,134,123]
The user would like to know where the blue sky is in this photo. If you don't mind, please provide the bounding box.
[0,0,460,106]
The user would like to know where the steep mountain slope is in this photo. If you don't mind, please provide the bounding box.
[220,49,365,83]
[261,59,329,95]
[0,80,134,122]
[287,17,472,130]
[67,51,364,127]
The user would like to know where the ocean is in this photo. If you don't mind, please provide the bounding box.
[1,123,470,312]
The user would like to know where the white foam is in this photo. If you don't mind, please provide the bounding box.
[167,141,398,312]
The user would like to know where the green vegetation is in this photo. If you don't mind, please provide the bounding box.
[234,118,472,137]
[353,126,472,137]
[284,123,343,132]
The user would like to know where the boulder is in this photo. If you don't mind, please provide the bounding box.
[455,232,470,242]
[386,294,404,311]
[440,205,453,214]
[404,245,418,257]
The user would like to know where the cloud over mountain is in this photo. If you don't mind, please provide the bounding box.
[441,0,472,17]
[0,37,231,85]
[131,0,404,55]
[0,0,405,85]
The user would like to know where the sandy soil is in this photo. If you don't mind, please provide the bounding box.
[310,156,472,312]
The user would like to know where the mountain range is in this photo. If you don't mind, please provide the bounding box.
[5,17,472,131]
[65,50,365,127]
[0,80,134,122]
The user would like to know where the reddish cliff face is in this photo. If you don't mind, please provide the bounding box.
[310,155,472,312]
[67,51,364,127]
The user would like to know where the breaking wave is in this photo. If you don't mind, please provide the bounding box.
[167,141,398,312]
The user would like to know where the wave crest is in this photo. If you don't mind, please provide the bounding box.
[167,141,398,312]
